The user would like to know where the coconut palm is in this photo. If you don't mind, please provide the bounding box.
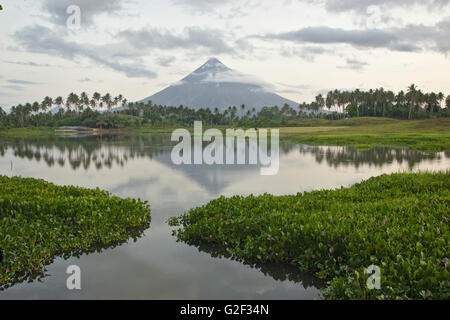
[41,96,53,114]
[407,84,418,120]
[80,92,89,112]
[437,92,444,108]
[102,93,113,112]
[93,92,101,108]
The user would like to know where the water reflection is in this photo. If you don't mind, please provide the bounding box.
[298,145,442,170]
[0,134,448,299]
[0,224,149,292]
[0,135,443,172]
[187,242,326,289]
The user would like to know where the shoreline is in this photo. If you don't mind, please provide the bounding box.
[0,118,449,152]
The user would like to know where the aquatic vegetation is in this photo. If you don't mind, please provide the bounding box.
[0,176,151,290]
[170,172,450,300]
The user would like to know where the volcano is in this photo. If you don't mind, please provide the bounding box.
[142,58,300,112]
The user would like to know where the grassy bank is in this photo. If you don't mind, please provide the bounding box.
[170,171,450,300]
[0,176,151,289]
[279,118,450,152]
[0,127,54,138]
[1,118,449,152]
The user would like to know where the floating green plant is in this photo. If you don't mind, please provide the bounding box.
[0,176,151,290]
[170,171,449,300]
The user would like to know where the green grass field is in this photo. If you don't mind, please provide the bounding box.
[0,127,55,138]
[279,118,450,152]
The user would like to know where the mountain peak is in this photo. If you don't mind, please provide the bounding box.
[182,58,231,83]
[144,58,301,112]
[195,58,230,73]
[205,57,225,66]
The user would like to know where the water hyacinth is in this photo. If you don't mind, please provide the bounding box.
[0,176,151,290]
[170,171,450,300]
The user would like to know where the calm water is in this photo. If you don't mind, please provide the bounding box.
[0,134,448,300]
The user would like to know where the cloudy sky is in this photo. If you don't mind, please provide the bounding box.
[0,0,449,109]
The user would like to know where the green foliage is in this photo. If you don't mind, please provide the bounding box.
[170,172,450,300]
[0,176,151,289]
[1,85,449,130]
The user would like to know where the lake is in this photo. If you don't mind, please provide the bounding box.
[0,134,448,299]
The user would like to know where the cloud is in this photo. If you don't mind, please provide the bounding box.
[4,61,52,67]
[118,26,236,54]
[395,19,450,54]
[201,69,275,91]
[275,82,310,94]
[337,58,369,70]
[259,18,450,54]
[13,25,157,79]
[302,0,449,13]
[280,45,332,62]
[156,56,176,67]
[3,85,25,91]
[264,27,401,49]
[170,0,235,13]
[7,79,42,85]
[41,0,125,26]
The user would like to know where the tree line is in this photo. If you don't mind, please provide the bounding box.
[318,84,449,119]
[1,85,449,129]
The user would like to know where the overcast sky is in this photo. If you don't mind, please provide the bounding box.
[1,0,449,109]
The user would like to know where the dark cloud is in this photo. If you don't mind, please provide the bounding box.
[13,25,157,79]
[260,18,450,54]
[42,0,125,26]
[265,27,402,49]
[118,27,235,54]
[395,19,450,54]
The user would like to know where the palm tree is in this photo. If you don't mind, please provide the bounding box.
[31,102,39,114]
[407,84,417,120]
[315,94,325,111]
[80,92,89,113]
[41,96,53,114]
[93,92,101,108]
[66,92,79,114]
[446,95,450,109]
[0,107,6,123]
[102,93,113,112]
[437,92,444,109]
[54,96,64,110]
